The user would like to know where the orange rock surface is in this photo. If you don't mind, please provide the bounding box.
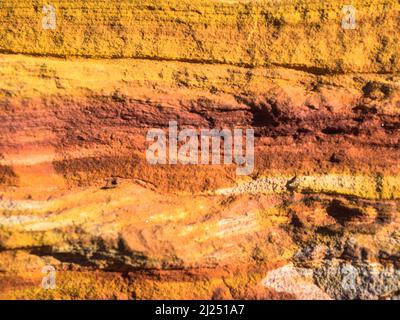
[0,0,399,300]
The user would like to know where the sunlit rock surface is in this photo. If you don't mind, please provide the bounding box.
[0,0,399,299]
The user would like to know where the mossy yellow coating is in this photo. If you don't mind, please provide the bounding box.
[217,174,400,200]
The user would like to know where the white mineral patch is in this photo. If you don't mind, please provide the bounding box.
[261,264,332,300]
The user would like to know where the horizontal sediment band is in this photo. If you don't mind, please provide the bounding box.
[0,0,399,72]
[1,55,400,194]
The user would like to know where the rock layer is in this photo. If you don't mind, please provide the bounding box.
[0,0,399,300]
[1,0,400,72]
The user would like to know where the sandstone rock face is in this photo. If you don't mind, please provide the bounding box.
[0,0,399,300]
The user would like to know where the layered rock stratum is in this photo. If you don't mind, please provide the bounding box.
[0,0,399,299]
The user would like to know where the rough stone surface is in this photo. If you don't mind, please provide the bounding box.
[0,0,399,300]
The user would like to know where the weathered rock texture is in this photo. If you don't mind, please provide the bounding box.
[0,0,399,300]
